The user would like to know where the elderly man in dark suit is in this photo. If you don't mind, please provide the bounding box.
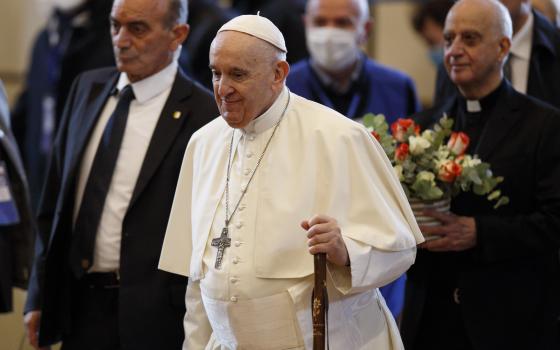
[23,0,218,349]
[434,0,560,109]
[0,81,34,314]
[400,0,560,349]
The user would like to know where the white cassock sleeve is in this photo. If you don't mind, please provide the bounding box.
[184,281,212,349]
[328,237,416,295]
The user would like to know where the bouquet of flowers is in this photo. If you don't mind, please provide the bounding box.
[363,113,509,209]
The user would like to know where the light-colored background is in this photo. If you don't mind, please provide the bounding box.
[0,1,436,350]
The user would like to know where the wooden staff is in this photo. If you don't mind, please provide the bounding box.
[312,252,327,350]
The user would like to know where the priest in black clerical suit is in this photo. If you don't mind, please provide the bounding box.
[434,9,560,110]
[0,81,34,314]
[24,0,218,349]
[400,1,560,349]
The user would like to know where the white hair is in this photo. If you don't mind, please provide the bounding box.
[493,0,513,39]
[354,0,370,23]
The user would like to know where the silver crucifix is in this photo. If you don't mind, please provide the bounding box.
[211,227,231,269]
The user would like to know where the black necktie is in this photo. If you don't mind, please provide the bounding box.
[70,85,135,278]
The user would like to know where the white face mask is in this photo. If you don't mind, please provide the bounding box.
[306,27,360,73]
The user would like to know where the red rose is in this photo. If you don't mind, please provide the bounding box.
[395,143,409,161]
[391,118,420,142]
[447,132,470,156]
[438,160,463,182]
[371,130,381,141]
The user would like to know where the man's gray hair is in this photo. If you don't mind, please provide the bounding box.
[355,0,370,23]
[164,0,188,28]
[276,49,287,62]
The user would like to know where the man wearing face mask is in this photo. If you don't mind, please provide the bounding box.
[433,0,560,108]
[11,0,115,211]
[287,0,420,124]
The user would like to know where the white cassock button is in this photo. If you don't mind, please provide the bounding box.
[246,151,253,158]
[235,222,243,229]
[230,277,238,284]
[232,257,239,264]
[238,204,246,211]
[240,184,247,192]
[230,296,238,302]
[234,241,241,247]
[244,168,251,176]
[249,135,256,141]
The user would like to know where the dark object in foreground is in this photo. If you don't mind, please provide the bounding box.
[312,253,327,350]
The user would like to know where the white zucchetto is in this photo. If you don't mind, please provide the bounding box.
[217,14,287,53]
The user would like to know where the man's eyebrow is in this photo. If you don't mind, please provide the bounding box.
[108,16,148,27]
[461,30,481,36]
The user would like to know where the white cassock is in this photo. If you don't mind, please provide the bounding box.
[159,87,424,350]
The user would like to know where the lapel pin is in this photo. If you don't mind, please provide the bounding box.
[173,111,182,120]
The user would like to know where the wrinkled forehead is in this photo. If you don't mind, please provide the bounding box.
[307,0,361,18]
[211,31,275,59]
[210,31,267,68]
[444,3,492,35]
[111,0,168,22]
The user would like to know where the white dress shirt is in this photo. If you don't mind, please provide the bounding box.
[74,61,177,272]
[509,12,533,94]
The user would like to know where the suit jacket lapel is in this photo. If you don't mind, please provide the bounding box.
[68,73,118,175]
[128,70,194,208]
[474,83,524,160]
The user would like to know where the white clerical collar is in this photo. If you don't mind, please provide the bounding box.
[243,86,290,134]
[116,60,178,104]
[511,11,533,62]
[466,99,481,113]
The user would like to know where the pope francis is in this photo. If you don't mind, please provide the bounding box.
[159,14,424,350]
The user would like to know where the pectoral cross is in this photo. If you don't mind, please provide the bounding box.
[211,227,231,269]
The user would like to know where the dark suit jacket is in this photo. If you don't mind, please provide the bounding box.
[0,82,34,313]
[25,67,218,348]
[434,10,560,109]
[401,82,560,350]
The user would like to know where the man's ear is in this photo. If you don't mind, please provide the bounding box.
[170,23,190,50]
[274,60,290,84]
[497,36,511,62]
[359,18,373,45]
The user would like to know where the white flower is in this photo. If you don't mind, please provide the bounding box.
[408,135,431,155]
[421,129,435,142]
[461,155,482,168]
[394,165,404,181]
[417,171,436,183]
